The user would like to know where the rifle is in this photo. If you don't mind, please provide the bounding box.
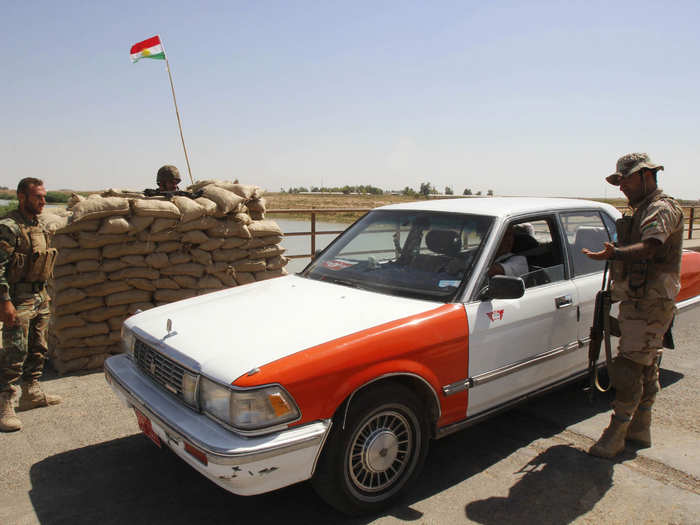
[143,188,204,200]
[585,261,617,399]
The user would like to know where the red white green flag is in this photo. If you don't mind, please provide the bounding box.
[130,35,165,63]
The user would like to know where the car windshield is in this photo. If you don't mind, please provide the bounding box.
[301,210,494,301]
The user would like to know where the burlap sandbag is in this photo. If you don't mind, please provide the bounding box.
[221,237,248,249]
[108,317,125,331]
[145,253,170,269]
[234,212,252,226]
[106,290,153,307]
[79,232,131,249]
[181,230,209,244]
[247,197,266,213]
[151,218,178,233]
[58,322,109,343]
[53,288,87,307]
[39,213,70,233]
[248,220,282,237]
[190,248,212,266]
[255,268,288,281]
[60,297,105,315]
[154,289,197,302]
[212,248,248,263]
[99,217,131,235]
[56,346,109,362]
[207,219,251,239]
[198,238,225,251]
[172,275,198,288]
[53,264,76,279]
[108,267,160,281]
[235,272,256,285]
[53,353,108,375]
[128,302,154,314]
[172,196,205,223]
[233,259,267,272]
[54,315,86,331]
[56,248,101,265]
[188,180,217,191]
[155,278,180,290]
[194,197,217,216]
[76,260,101,273]
[249,210,264,221]
[213,271,237,287]
[128,216,154,234]
[103,242,155,259]
[161,263,205,278]
[266,255,288,270]
[214,182,259,200]
[156,241,181,253]
[176,216,218,232]
[71,197,130,223]
[79,304,129,323]
[137,230,181,242]
[127,278,157,292]
[58,219,100,234]
[121,255,147,267]
[249,245,285,259]
[245,235,284,248]
[52,234,79,250]
[201,186,244,215]
[169,252,192,265]
[83,280,131,297]
[100,259,128,272]
[54,271,106,292]
[198,275,223,289]
[131,198,181,219]
[67,193,85,209]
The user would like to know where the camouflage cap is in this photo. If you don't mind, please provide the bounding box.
[156,165,181,184]
[606,153,664,185]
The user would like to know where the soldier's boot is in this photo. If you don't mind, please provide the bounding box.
[626,406,652,447]
[0,387,22,432]
[589,415,630,459]
[18,380,62,411]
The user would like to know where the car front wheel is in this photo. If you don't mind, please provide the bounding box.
[312,383,430,515]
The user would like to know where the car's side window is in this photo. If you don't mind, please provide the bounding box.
[560,211,610,277]
[511,218,566,288]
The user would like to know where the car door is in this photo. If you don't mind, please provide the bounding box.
[465,215,580,417]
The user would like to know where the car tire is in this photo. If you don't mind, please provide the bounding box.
[312,383,430,516]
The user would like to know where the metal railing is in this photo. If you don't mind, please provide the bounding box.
[270,205,700,260]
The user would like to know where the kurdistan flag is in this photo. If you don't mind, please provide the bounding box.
[130,35,165,63]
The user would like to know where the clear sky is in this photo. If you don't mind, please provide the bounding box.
[2,1,699,199]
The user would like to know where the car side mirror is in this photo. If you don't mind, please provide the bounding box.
[480,275,525,300]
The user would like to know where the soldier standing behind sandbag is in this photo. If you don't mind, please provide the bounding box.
[156,165,181,191]
[0,178,62,432]
[582,153,683,458]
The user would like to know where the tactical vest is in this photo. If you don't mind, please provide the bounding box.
[2,210,57,285]
[611,191,683,299]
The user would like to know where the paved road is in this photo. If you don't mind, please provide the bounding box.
[1,311,699,525]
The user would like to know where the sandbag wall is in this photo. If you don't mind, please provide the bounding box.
[43,181,287,374]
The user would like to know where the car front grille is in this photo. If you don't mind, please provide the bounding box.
[133,339,194,405]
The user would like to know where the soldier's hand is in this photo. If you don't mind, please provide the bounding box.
[582,242,615,261]
[0,300,17,327]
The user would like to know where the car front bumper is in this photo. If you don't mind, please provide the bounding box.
[104,354,332,496]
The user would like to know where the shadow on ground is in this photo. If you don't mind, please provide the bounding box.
[28,374,681,524]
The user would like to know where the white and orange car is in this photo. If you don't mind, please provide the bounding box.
[104,197,700,515]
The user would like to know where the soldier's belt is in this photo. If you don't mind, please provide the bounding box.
[11,282,46,294]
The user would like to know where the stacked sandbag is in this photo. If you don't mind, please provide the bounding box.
[45,181,286,374]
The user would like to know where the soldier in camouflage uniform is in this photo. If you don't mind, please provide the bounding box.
[583,153,683,458]
[0,178,61,432]
[156,165,181,191]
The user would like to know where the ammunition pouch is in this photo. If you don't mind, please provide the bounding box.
[24,247,57,283]
[615,216,633,246]
[6,252,27,284]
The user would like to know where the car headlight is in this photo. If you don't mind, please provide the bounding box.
[121,324,136,356]
[199,377,300,431]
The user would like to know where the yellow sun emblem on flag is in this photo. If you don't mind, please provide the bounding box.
[141,49,152,57]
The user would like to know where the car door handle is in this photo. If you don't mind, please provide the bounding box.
[555,295,573,308]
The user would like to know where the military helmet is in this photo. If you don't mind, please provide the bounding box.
[606,153,664,185]
[156,165,181,186]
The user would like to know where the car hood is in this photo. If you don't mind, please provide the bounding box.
[126,275,441,384]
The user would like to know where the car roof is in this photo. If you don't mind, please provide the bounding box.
[376,197,619,218]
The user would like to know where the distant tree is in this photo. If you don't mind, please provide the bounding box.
[280,187,286,193]
[419,182,437,197]
[445,186,454,195]
[476,190,482,196]
[463,188,472,196]
[487,189,493,196]
[402,186,418,197]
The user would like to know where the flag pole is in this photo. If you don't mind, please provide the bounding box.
[160,38,194,185]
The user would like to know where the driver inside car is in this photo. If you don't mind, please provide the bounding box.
[488,224,529,277]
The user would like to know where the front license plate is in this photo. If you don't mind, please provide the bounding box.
[134,408,161,448]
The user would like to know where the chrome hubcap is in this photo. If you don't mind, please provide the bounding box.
[348,411,413,493]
